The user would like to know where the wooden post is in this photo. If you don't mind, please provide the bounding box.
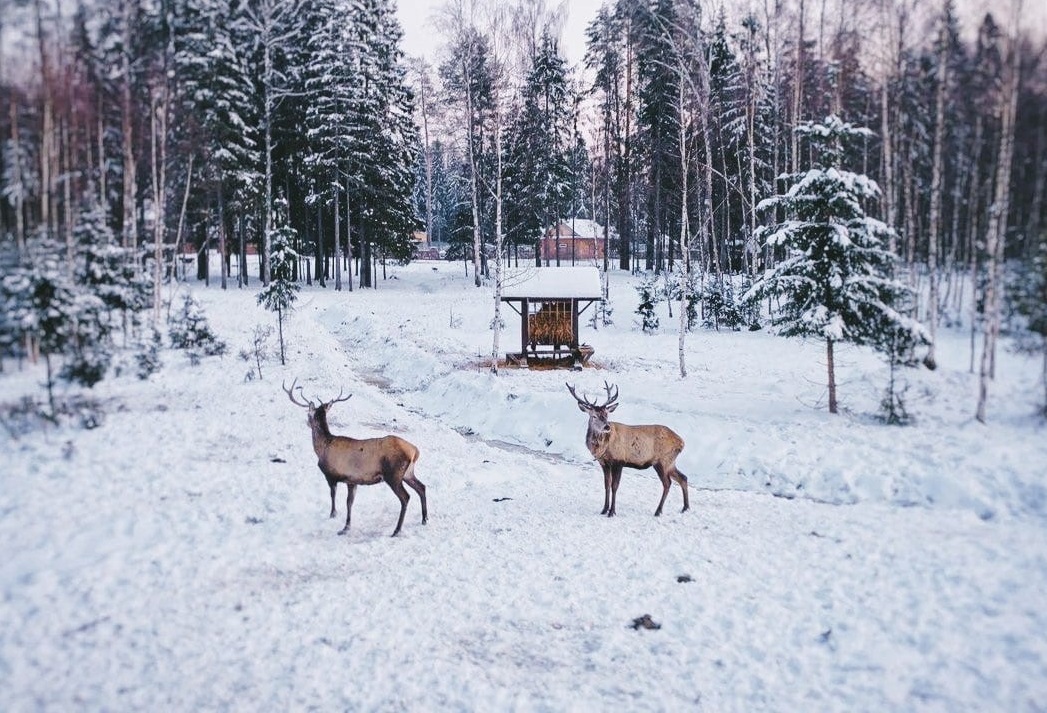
[519,298,529,368]
[571,299,582,370]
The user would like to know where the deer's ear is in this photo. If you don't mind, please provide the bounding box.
[577,402,590,413]
[607,403,619,413]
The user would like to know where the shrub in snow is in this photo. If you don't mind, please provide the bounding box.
[635,273,660,333]
[133,327,164,380]
[663,270,700,331]
[239,324,273,381]
[16,240,82,417]
[744,115,928,414]
[588,299,614,330]
[169,293,227,365]
[1009,241,1047,416]
[73,202,152,341]
[60,343,111,388]
[256,209,299,365]
[701,276,744,331]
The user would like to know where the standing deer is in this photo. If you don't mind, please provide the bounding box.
[566,381,689,517]
[283,379,427,537]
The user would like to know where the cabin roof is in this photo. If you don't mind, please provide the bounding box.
[501,266,602,300]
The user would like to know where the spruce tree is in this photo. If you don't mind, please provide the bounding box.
[257,201,300,365]
[503,31,575,265]
[745,115,928,414]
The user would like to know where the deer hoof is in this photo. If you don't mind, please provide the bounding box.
[337,527,350,536]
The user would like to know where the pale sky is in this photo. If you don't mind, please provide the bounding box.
[395,0,605,67]
[395,0,1045,70]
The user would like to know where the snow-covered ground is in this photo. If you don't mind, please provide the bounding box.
[2,260,1046,711]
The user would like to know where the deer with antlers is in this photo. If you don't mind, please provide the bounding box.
[566,381,689,517]
[283,379,427,537]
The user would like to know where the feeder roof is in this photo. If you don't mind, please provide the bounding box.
[500,266,603,300]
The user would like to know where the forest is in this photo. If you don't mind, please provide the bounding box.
[0,0,1046,421]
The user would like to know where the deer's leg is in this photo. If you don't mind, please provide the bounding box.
[404,466,428,524]
[600,463,612,515]
[386,476,411,537]
[608,465,623,517]
[327,477,338,518]
[674,469,690,513]
[653,465,672,517]
[338,483,357,535]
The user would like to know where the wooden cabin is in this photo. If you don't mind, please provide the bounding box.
[500,266,603,370]
[539,219,612,263]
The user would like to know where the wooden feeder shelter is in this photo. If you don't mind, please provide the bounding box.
[500,266,603,370]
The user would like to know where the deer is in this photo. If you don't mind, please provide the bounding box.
[283,379,427,537]
[566,381,689,518]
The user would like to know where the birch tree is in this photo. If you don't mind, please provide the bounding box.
[975,0,1022,424]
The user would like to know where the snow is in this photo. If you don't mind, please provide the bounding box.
[2,261,1047,711]
[556,218,614,241]
[501,265,603,299]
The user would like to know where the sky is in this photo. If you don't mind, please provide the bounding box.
[396,0,605,67]
[395,0,1046,70]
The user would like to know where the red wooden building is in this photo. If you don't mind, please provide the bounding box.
[539,220,610,263]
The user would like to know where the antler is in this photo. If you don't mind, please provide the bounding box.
[324,389,352,409]
[283,378,313,408]
[566,382,595,408]
[566,382,619,409]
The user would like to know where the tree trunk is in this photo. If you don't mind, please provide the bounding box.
[278,308,286,365]
[120,0,137,252]
[9,100,26,254]
[334,189,342,291]
[976,2,1021,423]
[491,124,504,374]
[827,338,838,414]
[344,180,353,292]
[677,68,690,379]
[925,12,949,369]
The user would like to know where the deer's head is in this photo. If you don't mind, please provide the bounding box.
[566,381,619,435]
[283,379,352,433]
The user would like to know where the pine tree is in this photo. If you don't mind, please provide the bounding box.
[257,200,300,365]
[635,0,681,273]
[635,272,660,333]
[356,0,419,274]
[503,31,575,266]
[175,0,262,286]
[301,0,354,290]
[73,200,150,342]
[18,240,82,419]
[236,0,308,285]
[745,115,928,414]
[1011,239,1047,417]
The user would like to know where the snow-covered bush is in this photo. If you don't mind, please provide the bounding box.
[239,324,272,381]
[1009,242,1047,417]
[169,293,227,365]
[634,273,660,333]
[256,209,299,365]
[701,276,744,331]
[133,327,164,380]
